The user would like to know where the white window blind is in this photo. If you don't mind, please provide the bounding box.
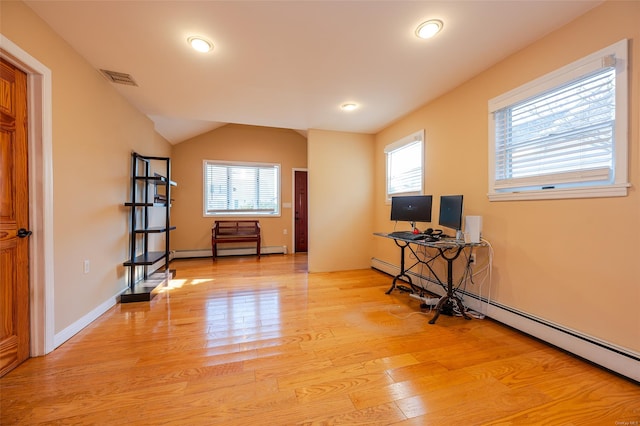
[488,39,628,200]
[494,67,615,189]
[385,130,424,197]
[203,160,280,216]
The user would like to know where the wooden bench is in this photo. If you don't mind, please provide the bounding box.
[211,220,261,260]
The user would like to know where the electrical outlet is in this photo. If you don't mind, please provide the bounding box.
[469,253,476,265]
[283,229,288,235]
[83,260,90,274]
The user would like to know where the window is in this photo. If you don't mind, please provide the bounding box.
[488,39,629,201]
[385,130,424,199]
[203,160,280,216]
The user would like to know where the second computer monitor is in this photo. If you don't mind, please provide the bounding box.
[438,195,463,231]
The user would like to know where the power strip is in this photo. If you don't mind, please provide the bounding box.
[409,293,440,305]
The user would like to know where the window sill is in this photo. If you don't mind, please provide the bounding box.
[488,183,630,201]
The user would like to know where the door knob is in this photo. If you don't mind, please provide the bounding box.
[17,228,32,238]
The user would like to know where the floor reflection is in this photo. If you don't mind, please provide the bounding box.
[206,288,282,342]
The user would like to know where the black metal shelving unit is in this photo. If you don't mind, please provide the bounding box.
[121,152,176,303]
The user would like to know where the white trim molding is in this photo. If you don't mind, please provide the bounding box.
[54,294,118,348]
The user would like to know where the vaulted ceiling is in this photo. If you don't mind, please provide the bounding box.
[25,0,603,144]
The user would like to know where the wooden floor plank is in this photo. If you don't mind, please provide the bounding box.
[1,254,638,425]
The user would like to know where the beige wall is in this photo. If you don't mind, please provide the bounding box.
[171,124,307,253]
[308,129,375,272]
[1,1,172,334]
[373,0,640,353]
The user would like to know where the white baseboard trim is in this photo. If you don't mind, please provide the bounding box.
[371,257,640,383]
[173,246,287,259]
[54,266,175,348]
[53,290,120,348]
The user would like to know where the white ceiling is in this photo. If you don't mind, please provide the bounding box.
[25,0,602,144]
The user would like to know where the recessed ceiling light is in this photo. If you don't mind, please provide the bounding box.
[415,20,443,39]
[341,103,358,111]
[188,36,213,53]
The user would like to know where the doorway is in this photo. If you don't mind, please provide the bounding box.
[293,170,308,253]
[1,35,55,364]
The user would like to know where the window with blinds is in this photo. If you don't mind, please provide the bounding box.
[385,130,424,198]
[488,39,628,201]
[203,160,280,216]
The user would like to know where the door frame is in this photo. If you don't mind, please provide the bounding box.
[1,35,55,356]
[291,168,308,253]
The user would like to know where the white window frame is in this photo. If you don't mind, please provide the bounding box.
[203,159,281,217]
[488,39,629,201]
[385,130,425,201]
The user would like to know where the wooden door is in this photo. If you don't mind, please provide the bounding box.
[294,170,308,253]
[0,59,30,377]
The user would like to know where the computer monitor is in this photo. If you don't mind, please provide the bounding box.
[438,195,463,231]
[390,195,432,224]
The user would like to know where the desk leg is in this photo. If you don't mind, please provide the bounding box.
[429,248,471,324]
[428,294,470,324]
[386,243,412,294]
[386,273,413,294]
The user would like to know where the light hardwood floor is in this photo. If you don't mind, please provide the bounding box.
[2,254,639,425]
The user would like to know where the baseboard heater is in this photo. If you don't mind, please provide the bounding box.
[173,246,287,259]
[371,257,640,383]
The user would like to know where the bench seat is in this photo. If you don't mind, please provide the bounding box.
[211,220,261,260]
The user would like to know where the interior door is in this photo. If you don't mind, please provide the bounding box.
[294,170,308,253]
[0,58,31,377]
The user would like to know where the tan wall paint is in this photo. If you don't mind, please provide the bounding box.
[308,129,375,272]
[171,124,307,253]
[374,0,640,353]
[1,1,172,333]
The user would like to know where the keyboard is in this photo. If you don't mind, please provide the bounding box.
[388,231,428,240]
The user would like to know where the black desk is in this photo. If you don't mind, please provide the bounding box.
[375,232,484,324]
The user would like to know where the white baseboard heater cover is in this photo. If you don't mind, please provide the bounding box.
[173,246,287,259]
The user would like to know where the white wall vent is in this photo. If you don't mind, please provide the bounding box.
[99,69,138,86]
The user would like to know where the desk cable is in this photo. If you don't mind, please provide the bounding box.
[459,238,494,319]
